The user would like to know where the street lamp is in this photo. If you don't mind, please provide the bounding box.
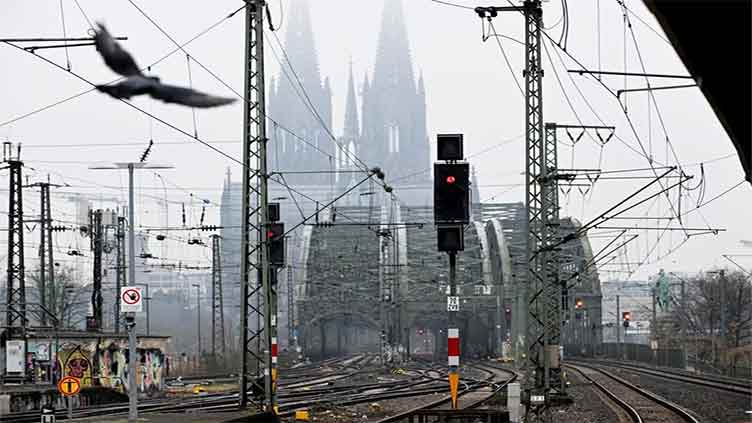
[90,162,173,423]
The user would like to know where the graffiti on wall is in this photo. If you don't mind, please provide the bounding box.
[57,344,92,385]
[97,343,165,394]
[53,339,166,396]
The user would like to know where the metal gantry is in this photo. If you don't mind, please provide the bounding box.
[4,144,25,330]
[211,234,226,357]
[239,0,275,410]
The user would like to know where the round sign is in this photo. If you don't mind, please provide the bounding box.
[58,376,81,396]
[122,288,141,305]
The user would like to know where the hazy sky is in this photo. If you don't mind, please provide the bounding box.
[0,0,749,281]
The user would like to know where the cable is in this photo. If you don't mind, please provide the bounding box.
[58,0,71,71]
[72,0,95,30]
[486,21,524,97]
[185,55,199,139]
[429,0,475,10]
[125,0,338,163]
[0,3,248,129]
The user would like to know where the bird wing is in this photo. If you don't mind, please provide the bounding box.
[148,83,236,108]
[94,22,142,77]
[96,76,159,99]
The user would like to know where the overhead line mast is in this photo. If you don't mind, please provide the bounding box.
[476,2,568,417]
[239,0,276,412]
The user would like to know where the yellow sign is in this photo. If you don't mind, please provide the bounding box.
[295,410,310,421]
[449,372,460,409]
[58,376,81,396]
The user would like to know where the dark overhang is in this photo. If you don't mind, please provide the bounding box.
[644,0,751,183]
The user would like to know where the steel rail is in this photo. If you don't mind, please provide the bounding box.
[565,363,700,423]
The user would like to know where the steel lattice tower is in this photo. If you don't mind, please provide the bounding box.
[5,146,25,330]
[211,234,226,357]
[239,0,275,410]
[521,0,566,407]
[90,209,104,330]
[115,215,126,333]
[27,181,56,326]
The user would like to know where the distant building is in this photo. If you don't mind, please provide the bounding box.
[221,0,433,345]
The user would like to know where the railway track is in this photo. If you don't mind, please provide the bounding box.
[565,363,700,423]
[372,361,520,422]
[0,355,446,423]
[580,359,752,396]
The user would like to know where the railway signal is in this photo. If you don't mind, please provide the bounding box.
[433,163,470,224]
[434,133,469,411]
[267,223,285,267]
[622,311,632,328]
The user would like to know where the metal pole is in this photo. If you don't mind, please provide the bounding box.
[681,279,687,368]
[198,288,201,356]
[616,294,621,359]
[496,289,503,356]
[652,286,657,365]
[115,216,125,333]
[719,270,726,356]
[193,284,201,357]
[39,184,47,326]
[145,285,150,336]
[127,163,137,422]
[239,1,268,409]
[448,251,458,409]
[46,184,55,324]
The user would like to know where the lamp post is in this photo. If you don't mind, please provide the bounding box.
[90,162,173,422]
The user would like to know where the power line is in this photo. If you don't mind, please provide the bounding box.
[123,0,338,162]
[486,21,524,97]
[0,3,248,129]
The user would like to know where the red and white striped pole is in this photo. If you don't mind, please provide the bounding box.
[448,328,460,366]
[448,328,460,409]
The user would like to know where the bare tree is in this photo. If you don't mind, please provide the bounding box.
[673,270,752,360]
[27,264,88,329]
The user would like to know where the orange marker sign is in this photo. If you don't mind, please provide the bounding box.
[58,376,81,397]
[449,371,460,409]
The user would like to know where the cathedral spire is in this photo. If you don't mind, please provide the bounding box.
[343,60,360,140]
[373,0,415,93]
[282,0,321,89]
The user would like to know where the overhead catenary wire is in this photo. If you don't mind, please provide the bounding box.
[0,3,249,129]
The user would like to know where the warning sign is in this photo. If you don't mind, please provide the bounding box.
[121,287,143,313]
[447,296,460,312]
[58,376,81,396]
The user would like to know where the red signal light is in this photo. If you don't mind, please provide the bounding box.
[446,175,456,184]
[267,230,274,239]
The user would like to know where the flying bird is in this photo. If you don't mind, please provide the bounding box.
[93,22,235,108]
